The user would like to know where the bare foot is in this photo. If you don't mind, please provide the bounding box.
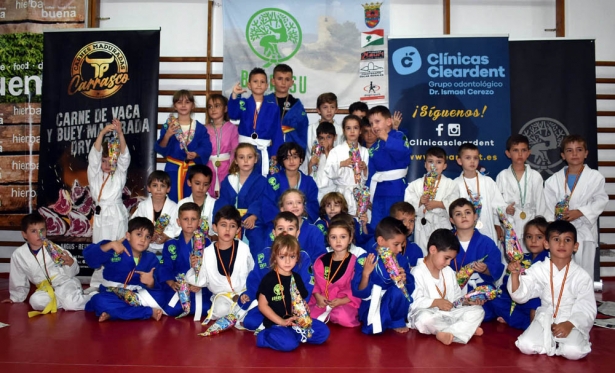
[98,312,110,323]
[496,317,507,324]
[393,327,409,333]
[436,332,454,345]
[474,327,484,336]
[151,308,163,321]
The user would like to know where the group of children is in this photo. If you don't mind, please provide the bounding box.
[2,63,605,360]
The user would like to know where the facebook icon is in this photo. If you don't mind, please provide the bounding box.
[436,123,444,136]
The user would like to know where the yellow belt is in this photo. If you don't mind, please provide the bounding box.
[28,278,57,318]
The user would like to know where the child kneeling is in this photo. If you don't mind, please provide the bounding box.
[256,235,329,351]
[408,229,485,345]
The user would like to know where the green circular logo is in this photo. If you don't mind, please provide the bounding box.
[246,8,302,67]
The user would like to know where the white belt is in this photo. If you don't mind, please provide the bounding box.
[209,153,232,192]
[369,168,408,202]
[239,135,272,176]
[102,279,141,292]
[367,285,386,334]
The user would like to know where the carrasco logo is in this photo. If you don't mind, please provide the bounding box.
[392,46,422,75]
[68,41,129,99]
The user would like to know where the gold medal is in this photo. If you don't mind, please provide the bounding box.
[476,221,484,229]
[520,211,527,220]
[215,160,221,167]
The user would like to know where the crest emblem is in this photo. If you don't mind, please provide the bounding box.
[246,8,302,67]
[519,117,569,177]
[363,2,383,28]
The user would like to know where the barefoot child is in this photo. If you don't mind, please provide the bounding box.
[409,229,485,345]
[84,217,165,322]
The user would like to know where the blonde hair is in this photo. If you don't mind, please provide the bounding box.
[228,143,259,175]
[279,189,307,218]
[270,235,301,269]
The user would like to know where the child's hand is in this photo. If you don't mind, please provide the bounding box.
[467,299,486,306]
[112,118,123,134]
[313,293,327,308]
[309,155,320,167]
[495,225,504,242]
[473,261,488,274]
[392,111,403,130]
[240,294,250,304]
[242,215,257,230]
[398,267,407,284]
[360,161,367,176]
[506,202,515,215]
[164,122,180,139]
[1,298,13,304]
[419,194,430,206]
[135,268,156,287]
[359,213,368,224]
[189,285,201,293]
[552,321,574,339]
[104,240,131,257]
[563,209,583,222]
[232,82,246,99]
[339,157,352,168]
[507,261,521,275]
[432,298,453,311]
[362,253,377,277]
[60,252,74,267]
[280,316,297,327]
[166,280,180,291]
[102,123,116,135]
[190,255,200,268]
[327,298,348,308]
[185,151,197,160]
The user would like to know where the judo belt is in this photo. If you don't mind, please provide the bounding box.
[366,284,387,334]
[209,153,231,193]
[167,156,196,200]
[201,289,245,325]
[238,135,272,177]
[316,305,333,323]
[28,277,57,318]
[369,168,408,203]
[234,299,258,331]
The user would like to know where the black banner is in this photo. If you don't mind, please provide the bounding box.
[509,40,597,178]
[39,30,160,274]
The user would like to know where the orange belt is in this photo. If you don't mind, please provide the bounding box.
[167,156,195,200]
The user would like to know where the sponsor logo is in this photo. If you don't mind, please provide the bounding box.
[68,41,129,99]
[359,61,384,78]
[361,50,385,60]
[448,123,460,136]
[519,117,569,175]
[246,8,302,67]
[392,46,422,75]
[360,81,384,101]
[361,29,384,48]
[363,2,383,28]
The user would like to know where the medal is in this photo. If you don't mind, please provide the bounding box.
[251,132,258,140]
[421,217,427,226]
[476,221,483,229]
[520,211,527,220]
[215,160,221,167]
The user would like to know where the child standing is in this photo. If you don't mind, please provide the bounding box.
[310,219,361,327]
[214,144,272,252]
[84,217,164,322]
[238,212,314,331]
[205,94,238,198]
[302,93,343,173]
[155,89,212,202]
[309,122,337,201]
[177,165,216,236]
[256,235,330,352]
[266,64,309,151]
[409,229,485,345]
[265,142,319,223]
[187,205,254,322]
[509,220,597,360]
[405,146,459,252]
[366,106,411,231]
[2,214,89,314]
[229,68,283,177]
[131,171,181,253]
[455,143,508,245]
[449,198,504,295]
[349,101,369,119]
[159,203,212,319]
[484,217,549,329]
[352,217,415,335]
[543,135,608,280]
[325,115,369,216]
[496,135,548,252]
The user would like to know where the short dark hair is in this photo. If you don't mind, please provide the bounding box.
[375,216,409,240]
[349,101,369,114]
[506,134,530,151]
[316,92,338,109]
[178,202,201,216]
[457,142,479,157]
[546,220,577,243]
[273,211,299,228]
[248,67,267,81]
[390,201,415,216]
[360,117,372,128]
[273,64,293,75]
[277,142,306,165]
[425,146,447,160]
[128,217,155,236]
[316,122,336,137]
[427,229,460,253]
[367,105,391,119]
[214,205,242,226]
[448,198,476,218]
[147,170,171,187]
[188,164,213,182]
[22,212,45,232]
[560,134,587,153]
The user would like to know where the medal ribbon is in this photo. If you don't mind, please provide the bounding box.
[215,240,236,293]
[324,253,349,300]
[435,271,447,299]
[550,261,570,320]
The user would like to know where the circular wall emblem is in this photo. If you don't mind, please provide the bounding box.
[246,8,302,67]
[519,117,569,175]
[68,41,129,99]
